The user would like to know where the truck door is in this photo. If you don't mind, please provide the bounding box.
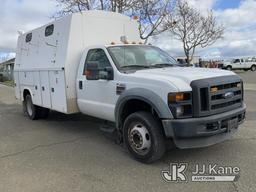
[244,59,251,69]
[240,59,244,69]
[232,59,241,69]
[77,48,117,122]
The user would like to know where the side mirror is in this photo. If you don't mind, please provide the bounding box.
[99,67,114,80]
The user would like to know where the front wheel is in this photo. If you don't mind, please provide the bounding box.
[226,66,232,71]
[251,65,256,71]
[123,111,166,163]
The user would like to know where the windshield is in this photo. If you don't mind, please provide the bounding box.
[107,45,178,71]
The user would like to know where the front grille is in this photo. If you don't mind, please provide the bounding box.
[191,76,243,117]
[211,99,241,110]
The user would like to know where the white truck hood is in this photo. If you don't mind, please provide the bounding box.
[134,67,235,84]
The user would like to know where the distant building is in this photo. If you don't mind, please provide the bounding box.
[0,58,15,81]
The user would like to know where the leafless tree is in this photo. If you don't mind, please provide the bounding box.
[135,0,171,42]
[54,0,176,42]
[164,0,224,65]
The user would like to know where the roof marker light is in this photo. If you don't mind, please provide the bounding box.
[120,36,128,43]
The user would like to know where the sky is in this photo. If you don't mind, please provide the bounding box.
[0,0,256,61]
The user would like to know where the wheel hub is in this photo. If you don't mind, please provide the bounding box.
[129,124,151,154]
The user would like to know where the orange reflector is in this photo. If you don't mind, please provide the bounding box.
[211,87,218,93]
[210,87,218,93]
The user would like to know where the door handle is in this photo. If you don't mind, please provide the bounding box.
[79,81,83,90]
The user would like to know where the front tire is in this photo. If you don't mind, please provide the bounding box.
[23,94,40,120]
[226,65,232,71]
[251,65,256,71]
[123,111,166,163]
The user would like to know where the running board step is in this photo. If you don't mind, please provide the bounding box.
[100,121,122,144]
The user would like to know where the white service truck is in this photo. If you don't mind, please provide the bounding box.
[223,58,256,71]
[14,11,246,163]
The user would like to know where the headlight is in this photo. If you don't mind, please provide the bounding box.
[176,106,184,117]
[168,92,192,118]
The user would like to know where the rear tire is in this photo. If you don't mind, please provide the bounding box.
[23,94,40,120]
[123,111,166,163]
[251,65,256,71]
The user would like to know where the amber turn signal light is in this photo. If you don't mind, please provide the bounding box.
[168,92,191,103]
[210,87,218,93]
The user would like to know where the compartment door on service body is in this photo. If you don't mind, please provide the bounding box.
[49,70,67,113]
[40,71,51,108]
[77,48,117,122]
[32,71,42,106]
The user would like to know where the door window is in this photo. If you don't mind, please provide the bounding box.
[234,59,240,63]
[85,49,111,70]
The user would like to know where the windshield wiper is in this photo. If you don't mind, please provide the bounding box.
[121,65,150,69]
[150,63,174,68]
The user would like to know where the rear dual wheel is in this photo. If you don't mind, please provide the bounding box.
[23,94,49,120]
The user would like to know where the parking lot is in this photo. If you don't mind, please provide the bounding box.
[0,71,255,192]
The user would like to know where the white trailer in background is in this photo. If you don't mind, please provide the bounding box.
[14,11,246,163]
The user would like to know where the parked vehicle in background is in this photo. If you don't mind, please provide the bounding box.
[14,11,246,163]
[223,58,256,71]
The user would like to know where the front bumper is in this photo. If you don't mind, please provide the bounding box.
[162,103,246,149]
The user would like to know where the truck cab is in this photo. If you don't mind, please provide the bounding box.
[75,44,246,163]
